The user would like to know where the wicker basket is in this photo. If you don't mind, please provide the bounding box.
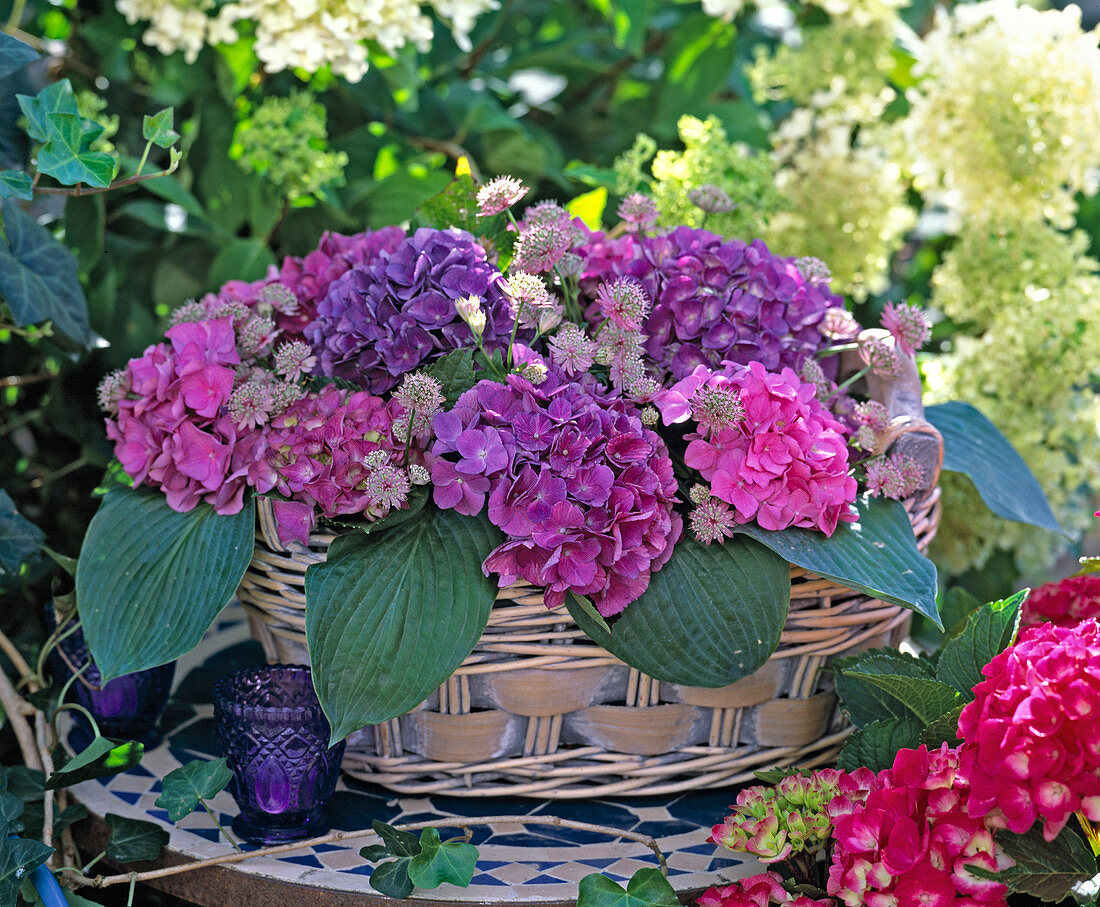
[237,347,944,798]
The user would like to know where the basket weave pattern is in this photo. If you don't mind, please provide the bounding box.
[238,485,941,798]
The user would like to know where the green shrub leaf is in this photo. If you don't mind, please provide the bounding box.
[968,822,1098,901]
[408,827,478,889]
[733,495,939,624]
[104,814,169,864]
[154,758,234,821]
[567,536,790,687]
[0,490,44,583]
[45,737,144,790]
[927,402,1064,535]
[424,348,478,406]
[577,868,680,907]
[0,835,52,905]
[919,705,965,748]
[16,80,79,143]
[305,508,501,741]
[372,820,421,858]
[936,590,1025,697]
[833,649,937,728]
[842,672,962,725]
[837,716,924,772]
[369,859,415,898]
[77,488,255,680]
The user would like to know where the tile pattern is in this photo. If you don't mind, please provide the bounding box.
[69,609,762,902]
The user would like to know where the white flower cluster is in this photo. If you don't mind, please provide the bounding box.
[115,0,498,80]
[904,0,1100,227]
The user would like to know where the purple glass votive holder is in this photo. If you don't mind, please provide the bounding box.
[213,665,345,845]
[46,608,174,751]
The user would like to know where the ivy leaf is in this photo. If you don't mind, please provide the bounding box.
[837,717,924,772]
[0,836,53,905]
[0,792,24,834]
[577,868,680,907]
[0,490,44,584]
[369,859,415,898]
[45,737,144,790]
[0,169,33,201]
[358,844,391,861]
[104,814,169,864]
[52,803,88,839]
[968,823,1098,901]
[154,758,233,821]
[16,80,79,143]
[372,820,421,858]
[407,828,478,889]
[0,33,38,81]
[936,590,1025,697]
[142,108,180,148]
[36,113,116,188]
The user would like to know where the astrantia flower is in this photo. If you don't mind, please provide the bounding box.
[690,495,737,546]
[393,372,445,440]
[430,373,681,616]
[688,184,736,215]
[96,369,130,416]
[657,361,857,535]
[596,277,650,331]
[504,272,555,327]
[690,385,745,435]
[828,745,1010,907]
[617,193,659,228]
[580,226,846,382]
[273,340,317,383]
[548,323,597,377]
[858,335,899,377]
[511,220,577,274]
[881,302,930,357]
[308,228,518,393]
[477,175,528,216]
[864,452,924,500]
[958,618,1100,841]
[1021,574,1100,629]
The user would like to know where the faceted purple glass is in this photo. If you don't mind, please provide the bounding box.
[213,665,345,845]
[45,608,174,751]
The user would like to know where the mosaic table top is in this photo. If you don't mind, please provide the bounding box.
[69,608,761,903]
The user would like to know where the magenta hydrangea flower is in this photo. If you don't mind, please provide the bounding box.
[430,372,681,616]
[698,872,833,907]
[1020,574,1100,628]
[579,226,847,381]
[657,362,857,536]
[828,745,1011,907]
[105,317,275,515]
[307,228,519,393]
[958,617,1100,842]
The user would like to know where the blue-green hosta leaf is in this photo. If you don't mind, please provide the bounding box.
[936,590,1026,697]
[0,169,33,200]
[76,488,255,680]
[733,495,939,624]
[16,80,79,143]
[567,536,791,687]
[0,34,38,81]
[577,868,680,907]
[154,758,234,821]
[0,490,44,583]
[104,814,169,864]
[837,716,924,772]
[407,828,478,890]
[927,402,1063,535]
[142,108,180,148]
[35,113,116,187]
[0,199,91,345]
[305,508,502,741]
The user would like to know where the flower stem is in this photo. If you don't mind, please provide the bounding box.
[828,364,871,400]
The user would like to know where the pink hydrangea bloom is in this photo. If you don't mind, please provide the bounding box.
[827,745,1010,907]
[958,618,1100,841]
[105,317,275,515]
[1020,574,1100,629]
[430,372,682,616]
[698,872,833,907]
[656,362,857,536]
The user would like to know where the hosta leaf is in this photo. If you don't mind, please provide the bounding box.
[577,868,680,907]
[408,828,477,889]
[77,488,255,680]
[104,814,168,863]
[154,758,233,821]
[567,536,790,687]
[0,34,37,81]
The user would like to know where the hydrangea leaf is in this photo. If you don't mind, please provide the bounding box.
[968,822,1097,901]
[577,868,680,907]
[407,828,478,889]
[0,835,53,905]
[304,508,502,740]
[832,649,937,728]
[45,737,144,790]
[142,108,179,149]
[76,488,255,681]
[0,490,44,583]
[841,673,962,726]
[0,199,92,346]
[104,814,169,863]
[0,33,38,81]
[0,169,32,201]
[154,758,233,821]
[567,536,790,687]
[35,112,116,188]
[919,705,965,748]
[732,495,940,624]
[424,348,478,407]
[16,80,79,143]
[935,590,1026,697]
[926,402,1064,536]
[837,716,924,772]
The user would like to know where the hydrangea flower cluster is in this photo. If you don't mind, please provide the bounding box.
[429,373,681,616]
[828,745,1010,906]
[657,362,857,536]
[1020,574,1100,629]
[698,872,833,907]
[958,618,1100,841]
[308,228,518,393]
[580,226,846,381]
[101,316,276,516]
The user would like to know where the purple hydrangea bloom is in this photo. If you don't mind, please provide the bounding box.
[579,226,847,382]
[429,372,682,617]
[307,228,518,393]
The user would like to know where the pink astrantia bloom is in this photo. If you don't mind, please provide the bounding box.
[881,302,931,357]
[656,361,857,536]
[958,617,1100,842]
[477,175,528,217]
[430,372,681,616]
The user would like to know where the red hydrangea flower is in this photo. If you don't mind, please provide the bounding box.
[958,617,1100,841]
[698,872,833,907]
[1020,574,1100,629]
[827,745,1010,907]
[430,372,682,616]
[656,362,857,536]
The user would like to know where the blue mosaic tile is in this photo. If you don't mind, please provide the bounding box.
[190,828,221,843]
[531,799,637,829]
[470,874,510,886]
[114,791,141,806]
[326,790,401,829]
[666,789,737,824]
[282,855,325,869]
[149,809,170,822]
[576,858,619,869]
[631,819,698,838]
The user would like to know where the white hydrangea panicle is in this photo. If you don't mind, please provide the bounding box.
[430,0,500,51]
